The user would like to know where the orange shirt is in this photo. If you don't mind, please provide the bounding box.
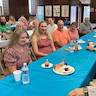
[52,29,70,46]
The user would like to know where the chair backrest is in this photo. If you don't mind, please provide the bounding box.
[30,49,37,61]
[0,51,9,76]
[29,42,37,61]
[0,53,6,74]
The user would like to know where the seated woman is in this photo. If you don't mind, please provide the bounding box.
[68,80,96,96]
[31,21,56,59]
[4,29,32,73]
[68,86,96,96]
[7,16,16,31]
[18,16,29,30]
[68,22,79,41]
[7,16,16,25]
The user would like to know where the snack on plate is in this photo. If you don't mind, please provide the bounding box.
[62,66,72,73]
[64,67,69,71]
[53,64,75,75]
[45,61,49,67]
[41,59,53,68]
[54,64,63,72]
[87,42,96,51]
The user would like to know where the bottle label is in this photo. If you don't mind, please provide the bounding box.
[22,73,30,84]
[22,71,28,74]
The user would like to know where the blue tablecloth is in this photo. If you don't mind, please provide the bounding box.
[0,32,96,96]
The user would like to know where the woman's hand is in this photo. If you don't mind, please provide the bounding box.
[68,88,84,96]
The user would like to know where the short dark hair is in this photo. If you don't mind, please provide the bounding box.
[70,22,77,28]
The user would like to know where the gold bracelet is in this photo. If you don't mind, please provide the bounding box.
[83,87,88,96]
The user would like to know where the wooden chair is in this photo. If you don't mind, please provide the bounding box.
[0,50,10,76]
[0,57,5,74]
[30,49,37,61]
[0,53,6,75]
[29,42,37,61]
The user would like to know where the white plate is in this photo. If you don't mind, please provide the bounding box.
[53,65,75,75]
[41,63,53,69]
[93,35,96,38]
[77,39,85,43]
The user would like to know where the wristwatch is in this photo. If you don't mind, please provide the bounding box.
[83,87,88,96]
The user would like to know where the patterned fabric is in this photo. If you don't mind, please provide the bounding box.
[37,37,53,58]
[0,24,10,32]
[4,47,32,68]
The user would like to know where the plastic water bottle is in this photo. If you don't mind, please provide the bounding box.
[74,40,78,51]
[21,63,30,84]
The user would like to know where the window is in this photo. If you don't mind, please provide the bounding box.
[0,0,3,15]
[83,6,90,20]
[28,0,31,14]
[28,0,37,15]
[0,0,3,6]
[36,6,44,21]
[70,6,77,23]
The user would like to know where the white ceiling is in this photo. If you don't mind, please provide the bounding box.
[79,0,90,4]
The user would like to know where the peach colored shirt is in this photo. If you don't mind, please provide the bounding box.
[68,29,79,41]
[52,29,70,46]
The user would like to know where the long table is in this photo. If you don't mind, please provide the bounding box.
[0,32,96,96]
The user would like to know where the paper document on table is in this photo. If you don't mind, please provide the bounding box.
[87,86,96,96]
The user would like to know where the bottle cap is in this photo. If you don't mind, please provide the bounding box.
[46,59,48,62]
[23,63,27,66]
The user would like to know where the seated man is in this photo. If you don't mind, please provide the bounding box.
[52,20,70,48]
[79,17,93,36]
[0,16,12,39]
[0,16,10,32]
[47,18,57,35]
